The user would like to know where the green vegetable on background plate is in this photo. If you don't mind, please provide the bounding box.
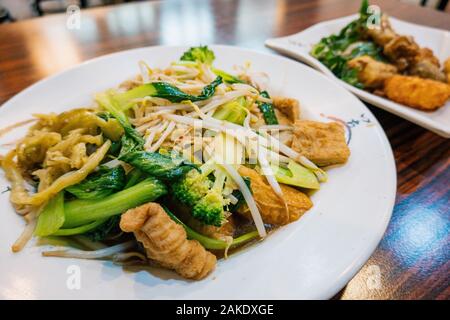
[309,0,384,89]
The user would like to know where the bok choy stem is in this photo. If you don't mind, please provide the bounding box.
[63,177,167,228]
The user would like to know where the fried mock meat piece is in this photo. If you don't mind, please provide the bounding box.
[120,202,216,280]
[408,48,447,83]
[347,56,398,89]
[291,120,350,167]
[384,75,450,111]
[366,14,446,82]
[365,14,397,47]
[237,166,312,225]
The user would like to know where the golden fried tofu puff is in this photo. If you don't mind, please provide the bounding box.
[291,120,350,167]
[384,75,450,111]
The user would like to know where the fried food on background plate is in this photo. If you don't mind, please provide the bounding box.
[384,75,450,111]
[408,48,447,83]
[348,56,398,89]
[444,58,450,84]
[120,202,217,280]
[237,166,313,225]
[364,14,446,82]
[291,120,350,167]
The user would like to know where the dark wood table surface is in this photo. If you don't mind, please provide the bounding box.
[0,0,449,300]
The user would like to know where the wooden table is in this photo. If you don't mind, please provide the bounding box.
[0,0,448,300]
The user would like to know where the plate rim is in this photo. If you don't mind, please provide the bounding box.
[0,44,397,299]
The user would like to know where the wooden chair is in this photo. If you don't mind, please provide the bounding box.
[0,6,15,23]
[420,0,449,11]
[32,0,88,16]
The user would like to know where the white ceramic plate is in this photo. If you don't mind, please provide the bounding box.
[266,15,450,138]
[0,45,396,299]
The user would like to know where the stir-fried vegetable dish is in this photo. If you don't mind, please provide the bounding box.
[0,46,350,280]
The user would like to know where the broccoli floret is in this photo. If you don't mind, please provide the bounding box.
[192,190,224,227]
[180,46,244,84]
[172,169,212,207]
[191,168,227,227]
[172,164,228,227]
[180,46,215,65]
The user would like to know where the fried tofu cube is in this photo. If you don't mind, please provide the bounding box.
[292,120,350,167]
[348,56,398,89]
[384,75,450,111]
[272,96,300,122]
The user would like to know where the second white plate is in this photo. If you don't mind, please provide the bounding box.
[266,15,450,138]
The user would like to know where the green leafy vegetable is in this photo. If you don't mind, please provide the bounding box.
[271,160,320,189]
[310,0,382,89]
[84,216,121,241]
[257,91,278,125]
[65,166,126,200]
[108,140,122,157]
[118,134,143,159]
[96,113,124,142]
[164,206,259,250]
[124,168,145,189]
[347,41,384,60]
[213,96,248,125]
[52,219,108,236]
[112,76,223,108]
[62,177,167,228]
[180,46,215,65]
[211,67,244,84]
[95,92,145,149]
[120,151,197,180]
[35,192,65,237]
[227,177,251,212]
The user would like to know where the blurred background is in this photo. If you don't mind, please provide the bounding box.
[0,0,448,23]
